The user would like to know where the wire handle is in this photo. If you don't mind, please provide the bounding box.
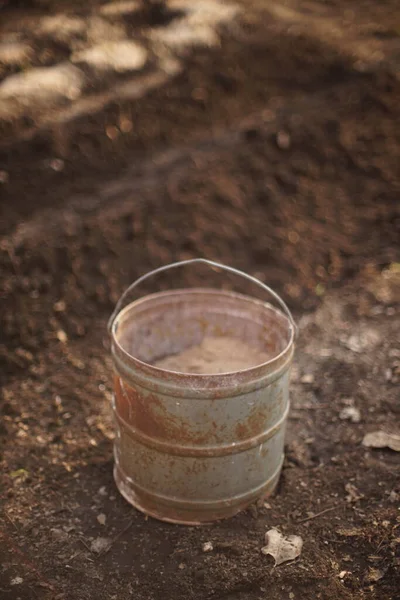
[108,258,297,338]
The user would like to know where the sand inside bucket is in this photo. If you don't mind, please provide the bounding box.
[153,335,270,374]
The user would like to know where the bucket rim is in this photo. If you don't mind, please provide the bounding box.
[111,288,295,383]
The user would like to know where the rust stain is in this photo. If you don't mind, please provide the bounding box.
[235,391,283,441]
[236,404,268,440]
[114,376,213,444]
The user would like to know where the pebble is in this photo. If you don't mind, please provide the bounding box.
[301,373,314,384]
[202,541,213,552]
[0,170,9,183]
[53,300,66,312]
[276,131,291,150]
[97,513,106,526]
[56,330,68,343]
[339,406,361,423]
[48,159,65,172]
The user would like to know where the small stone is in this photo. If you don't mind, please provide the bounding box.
[97,513,106,526]
[49,159,65,172]
[202,541,213,552]
[178,563,185,569]
[0,170,9,183]
[98,486,107,496]
[119,117,133,133]
[339,570,348,579]
[263,502,272,509]
[301,373,314,384]
[106,125,119,140]
[276,131,291,150]
[56,330,68,343]
[11,576,23,585]
[339,406,361,423]
[54,300,66,312]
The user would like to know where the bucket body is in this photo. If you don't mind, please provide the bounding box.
[111,282,295,525]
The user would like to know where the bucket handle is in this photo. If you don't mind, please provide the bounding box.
[108,258,297,338]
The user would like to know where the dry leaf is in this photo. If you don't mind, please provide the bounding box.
[366,567,385,583]
[261,529,303,565]
[362,431,400,452]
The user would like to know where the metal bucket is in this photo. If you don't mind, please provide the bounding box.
[109,259,296,524]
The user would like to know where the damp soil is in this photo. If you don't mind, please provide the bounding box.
[1,1,400,600]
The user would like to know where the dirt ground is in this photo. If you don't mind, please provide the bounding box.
[1,1,399,599]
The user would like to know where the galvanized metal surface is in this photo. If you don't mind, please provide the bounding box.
[110,261,295,524]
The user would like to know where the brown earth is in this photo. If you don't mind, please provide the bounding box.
[0,1,399,600]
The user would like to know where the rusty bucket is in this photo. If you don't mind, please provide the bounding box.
[108,259,296,524]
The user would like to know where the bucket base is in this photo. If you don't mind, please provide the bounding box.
[113,459,283,525]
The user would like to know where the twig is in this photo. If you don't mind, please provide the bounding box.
[78,538,92,552]
[5,245,20,276]
[67,550,83,562]
[99,519,134,557]
[297,504,342,524]
[5,512,18,530]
